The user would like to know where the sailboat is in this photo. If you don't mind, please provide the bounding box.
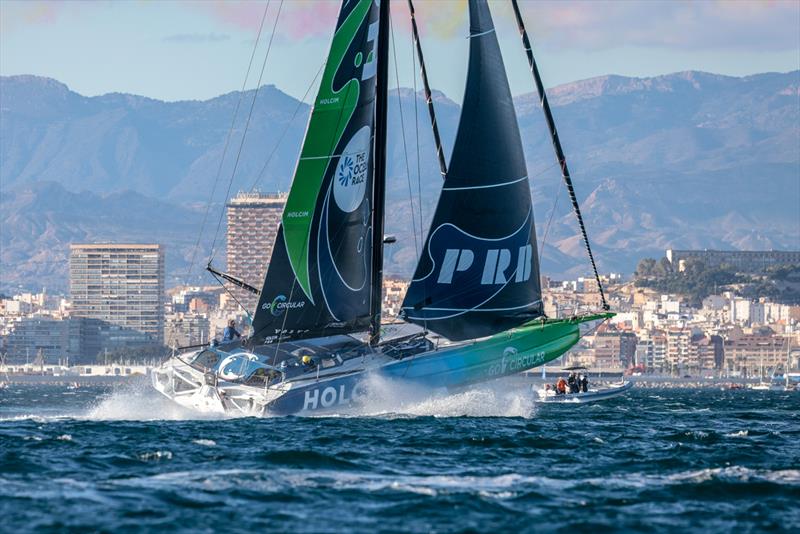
[152,0,613,416]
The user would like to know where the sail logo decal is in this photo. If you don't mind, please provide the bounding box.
[417,216,532,287]
[262,294,305,316]
[333,125,371,212]
[402,213,537,321]
[487,347,546,377]
[437,245,532,285]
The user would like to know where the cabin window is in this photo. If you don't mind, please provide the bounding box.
[192,350,219,368]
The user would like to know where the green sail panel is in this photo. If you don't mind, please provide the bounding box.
[251,0,381,343]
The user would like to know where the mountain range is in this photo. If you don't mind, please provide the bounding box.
[1,70,798,292]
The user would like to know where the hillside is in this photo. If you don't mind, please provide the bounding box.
[1,71,798,291]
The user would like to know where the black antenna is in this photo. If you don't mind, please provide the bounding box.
[370,0,391,346]
[510,0,609,311]
[407,0,447,179]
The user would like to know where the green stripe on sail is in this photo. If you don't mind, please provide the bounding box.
[282,0,372,302]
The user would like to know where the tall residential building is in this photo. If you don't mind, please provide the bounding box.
[69,244,165,352]
[225,192,287,313]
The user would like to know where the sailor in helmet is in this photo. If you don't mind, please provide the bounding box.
[302,354,316,371]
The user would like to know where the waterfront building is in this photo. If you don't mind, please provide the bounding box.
[665,329,697,375]
[691,334,724,370]
[164,312,211,348]
[723,328,791,378]
[665,249,800,273]
[1,315,69,363]
[69,243,165,354]
[593,329,625,370]
[225,191,287,313]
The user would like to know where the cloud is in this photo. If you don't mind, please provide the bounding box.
[163,33,231,44]
[0,0,89,32]
[505,0,800,52]
[183,0,340,40]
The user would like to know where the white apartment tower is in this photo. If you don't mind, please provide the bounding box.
[69,243,165,343]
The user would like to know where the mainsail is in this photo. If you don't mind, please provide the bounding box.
[400,0,543,341]
[252,0,382,343]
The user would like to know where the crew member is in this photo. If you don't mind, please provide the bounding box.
[222,319,241,342]
[581,374,589,393]
[556,377,567,395]
[302,354,316,371]
[568,372,579,394]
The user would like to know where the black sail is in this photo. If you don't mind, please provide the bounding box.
[251,0,382,344]
[400,0,543,341]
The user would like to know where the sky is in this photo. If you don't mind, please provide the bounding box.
[1,0,799,104]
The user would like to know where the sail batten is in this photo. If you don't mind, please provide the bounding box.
[400,0,543,341]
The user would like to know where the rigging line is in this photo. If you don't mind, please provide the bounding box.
[390,10,420,261]
[410,18,424,249]
[510,0,609,311]
[407,0,447,179]
[248,61,326,193]
[269,277,298,367]
[537,171,564,267]
[209,270,253,324]
[208,0,285,262]
[186,0,271,280]
[410,4,427,334]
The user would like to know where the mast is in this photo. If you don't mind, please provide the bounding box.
[510,0,609,311]
[407,0,447,179]
[370,0,390,346]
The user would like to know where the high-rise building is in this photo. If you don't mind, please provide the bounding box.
[225,192,287,313]
[69,244,165,352]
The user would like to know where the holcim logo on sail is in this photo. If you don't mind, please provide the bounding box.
[262,295,305,316]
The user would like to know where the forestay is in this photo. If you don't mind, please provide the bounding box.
[252,0,382,344]
[400,0,543,341]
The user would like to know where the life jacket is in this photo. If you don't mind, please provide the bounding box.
[556,378,567,393]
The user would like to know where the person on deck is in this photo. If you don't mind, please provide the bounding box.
[556,377,567,395]
[581,375,589,393]
[222,319,241,343]
[302,355,317,372]
[568,372,579,394]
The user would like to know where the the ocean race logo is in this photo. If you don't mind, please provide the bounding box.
[334,126,370,212]
[262,294,305,316]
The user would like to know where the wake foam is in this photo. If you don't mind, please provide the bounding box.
[83,379,227,421]
[334,375,536,418]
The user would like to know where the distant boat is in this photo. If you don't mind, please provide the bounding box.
[152,0,612,416]
[536,381,633,404]
[534,366,633,404]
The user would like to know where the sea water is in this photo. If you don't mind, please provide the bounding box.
[0,380,798,532]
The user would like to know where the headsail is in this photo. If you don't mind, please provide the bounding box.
[400,0,543,341]
[252,0,382,344]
